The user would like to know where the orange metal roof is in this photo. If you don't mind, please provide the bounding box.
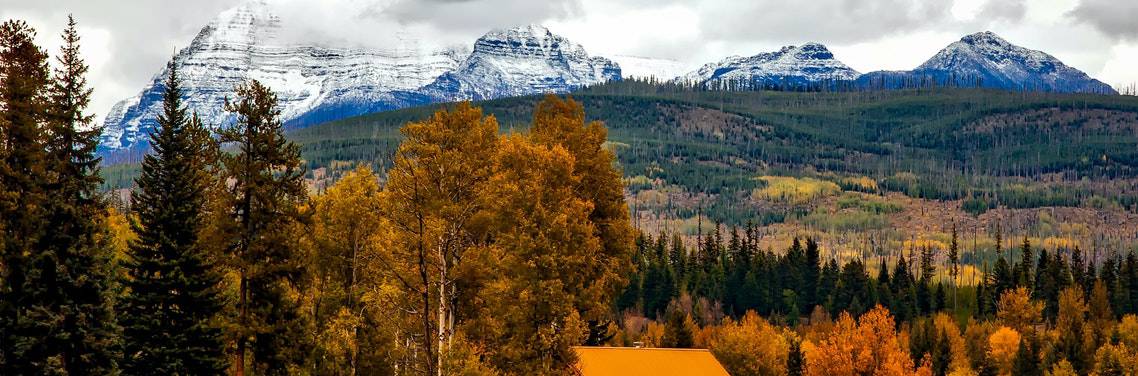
[572,346,730,376]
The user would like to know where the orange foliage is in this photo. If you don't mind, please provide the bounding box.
[804,305,925,376]
[987,326,1020,375]
[996,287,1042,334]
[708,311,789,376]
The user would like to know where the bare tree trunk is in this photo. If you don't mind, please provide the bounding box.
[236,274,247,376]
[350,235,359,376]
[417,213,435,376]
[437,240,447,376]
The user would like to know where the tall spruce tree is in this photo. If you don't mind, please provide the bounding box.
[2,17,119,374]
[1018,237,1034,288]
[119,60,226,375]
[216,79,308,376]
[36,15,119,373]
[0,19,52,373]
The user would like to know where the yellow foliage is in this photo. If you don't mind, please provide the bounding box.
[932,313,974,375]
[987,326,1020,375]
[1119,315,1138,349]
[840,175,879,192]
[996,287,1042,334]
[804,305,920,376]
[902,238,949,254]
[641,322,667,348]
[709,311,789,376]
[103,206,136,262]
[1046,360,1077,376]
[753,176,841,204]
[1093,343,1138,375]
[1040,236,1079,251]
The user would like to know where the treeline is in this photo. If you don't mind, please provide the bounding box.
[2,17,636,375]
[616,224,1138,375]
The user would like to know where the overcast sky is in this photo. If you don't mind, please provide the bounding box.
[2,0,1136,122]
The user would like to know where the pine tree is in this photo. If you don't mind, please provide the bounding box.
[1018,237,1034,288]
[119,60,226,375]
[875,258,892,312]
[216,79,308,376]
[4,17,119,374]
[891,253,916,322]
[933,330,952,376]
[993,255,1015,301]
[786,337,804,376]
[1011,333,1041,376]
[804,238,821,311]
[0,19,53,374]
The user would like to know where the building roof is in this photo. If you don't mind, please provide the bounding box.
[571,346,730,376]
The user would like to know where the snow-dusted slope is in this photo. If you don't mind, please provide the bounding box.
[100,5,621,153]
[678,43,859,88]
[858,31,1116,94]
[609,55,692,80]
[100,0,467,152]
[423,25,620,102]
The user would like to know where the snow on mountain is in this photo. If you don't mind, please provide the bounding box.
[100,6,622,154]
[608,55,692,80]
[678,43,860,87]
[102,6,1119,156]
[100,0,467,152]
[858,31,1116,94]
[422,25,620,102]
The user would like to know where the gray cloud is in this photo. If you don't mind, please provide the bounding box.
[385,0,581,36]
[1069,0,1138,41]
[698,0,955,45]
[1,0,239,117]
[978,0,1027,23]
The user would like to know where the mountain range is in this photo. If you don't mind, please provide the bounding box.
[98,1,1118,154]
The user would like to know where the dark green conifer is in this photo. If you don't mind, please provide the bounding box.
[119,60,227,375]
[0,19,52,374]
[2,17,118,374]
[216,79,308,375]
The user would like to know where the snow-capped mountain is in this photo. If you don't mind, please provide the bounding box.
[422,25,620,102]
[102,6,1119,156]
[858,31,1116,94]
[608,55,693,80]
[100,7,618,153]
[678,43,860,88]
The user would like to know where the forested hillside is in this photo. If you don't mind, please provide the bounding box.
[256,80,1138,263]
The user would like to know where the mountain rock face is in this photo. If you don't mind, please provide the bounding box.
[858,32,1116,94]
[100,7,618,153]
[422,25,620,102]
[100,1,467,152]
[102,9,1117,156]
[678,43,860,88]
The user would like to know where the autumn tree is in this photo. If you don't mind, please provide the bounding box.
[709,310,790,376]
[381,102,499,375]
[1052,287,1092,373]
[464,135,605,373]
[119,60,226,375]
[987,326,1020,375]
[804,305,926,376]
[305,165,390,375]
[215,79,308,375]
[996,287,1042,334]
[528,95,636,342]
